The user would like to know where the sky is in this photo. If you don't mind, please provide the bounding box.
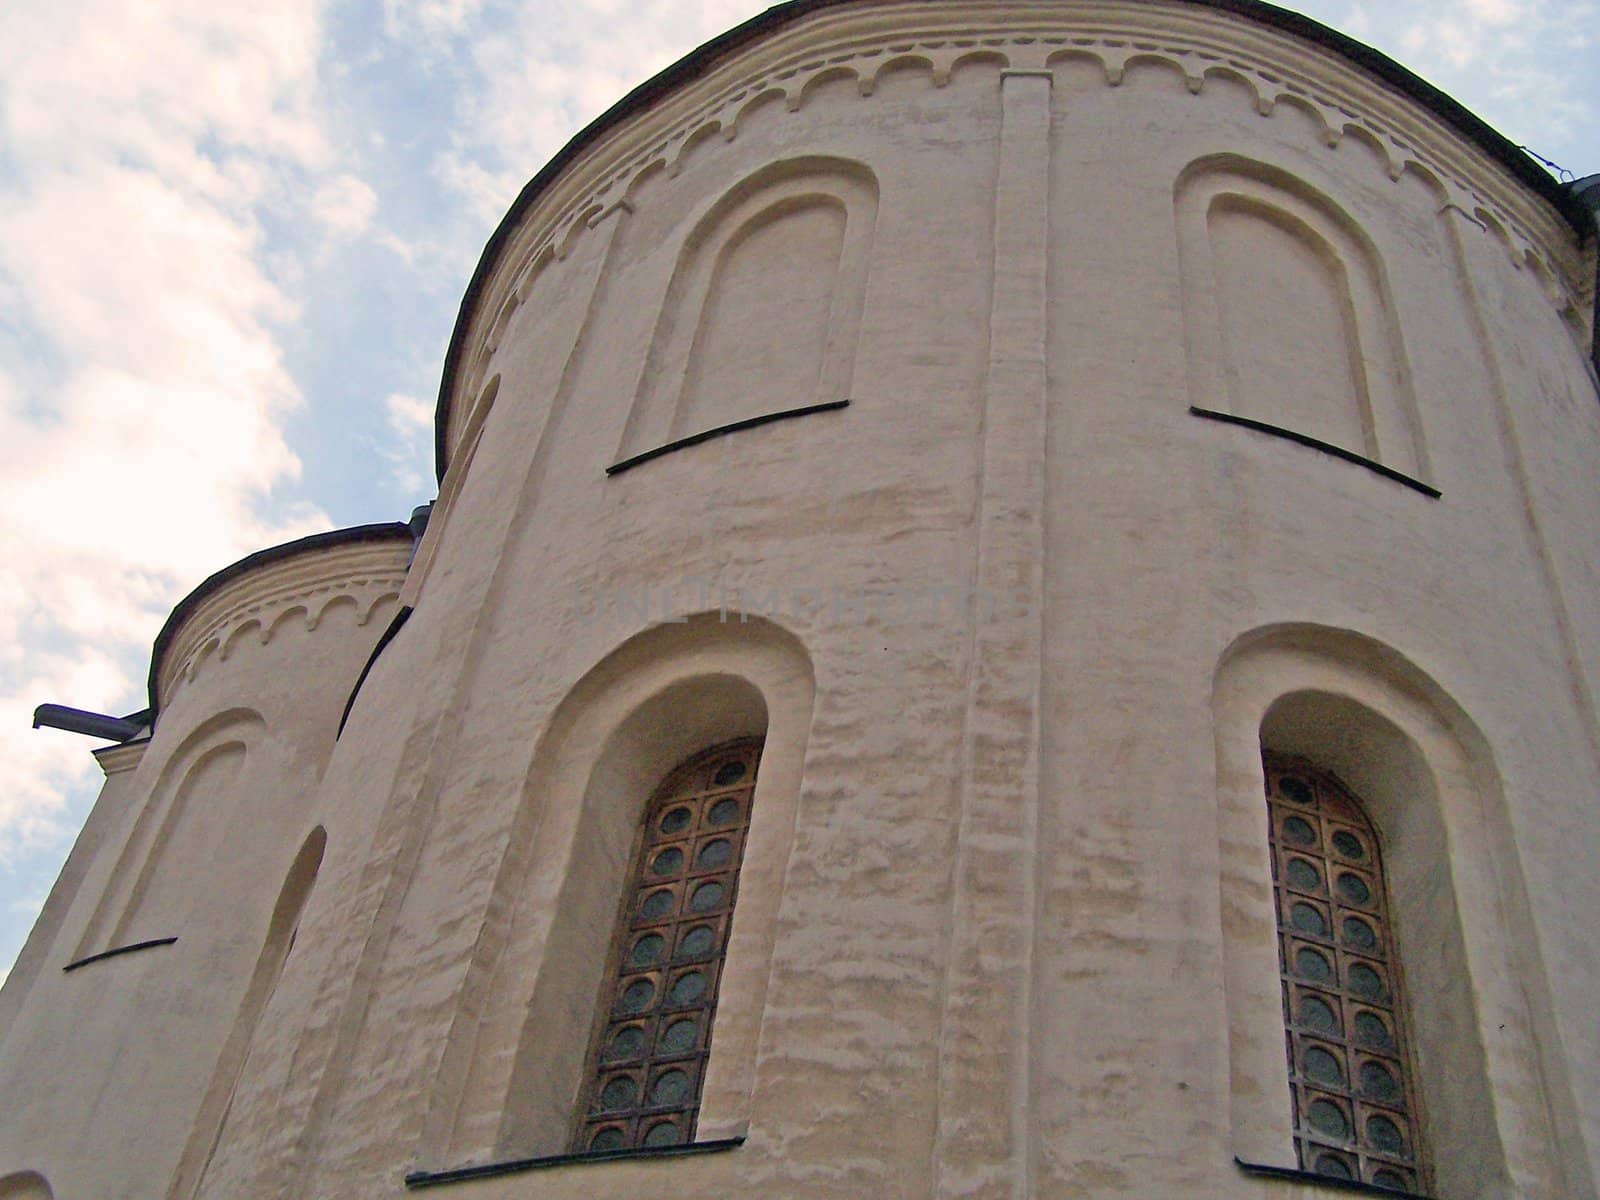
[1,0,1596,984]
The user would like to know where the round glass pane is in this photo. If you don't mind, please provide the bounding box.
[713,761,747,786]
[707,798,740,828]
[604,1026,647,1062]
[1337,873,1371,905]
[630,933,666,967]
[1342,917,1377,951]
[619,979,654,1013]
[1307,1098,1348,1139]
[1366,1113,1406,1155]
[1279,776,1313,805]
[1331,830,1365,860]
[1360,1060,1400,1101]
[1313,1152,1353,1180]
[660,1019,697,1054]
[599,1076,637,1110]
[1355,1011,1394,1050]
[669,971,707,1007]
[678,926,715,959]
[1290,902,1327,937]
[1374,1168,1410,1190]
[651,1068,690,1106]
[652,847,684,877]
[644,1121,681,1147]
[589,1127,625,1151]
[689,881,724,912]
[640,890,674,920]
[1304,1046,1344,1086]
[1283,816,1317,846]
[1286,858,1321,891]
[696,839,732,871]
[1296,948,1333,984]
[1349,963,1385,1001]
[1299,995,1338,1033]
[660,807,692,835]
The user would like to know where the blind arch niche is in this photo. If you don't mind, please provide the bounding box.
[1176,156,1427,480]
[618,158,878,459]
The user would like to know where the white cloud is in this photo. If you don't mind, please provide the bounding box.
[1375,0,1598,160]
[422,0,770,222]
[9,891,47,919]
[0,0,336,863]
[383,392,436,496]
[386,392,434,436]
[1462,0,1525,24]
[314,174,380,236]
[383,0,490,41]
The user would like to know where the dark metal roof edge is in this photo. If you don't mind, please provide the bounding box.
[431,0,1593,482]
[147,522,413,713]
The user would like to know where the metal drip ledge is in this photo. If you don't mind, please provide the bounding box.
[606,400,850,476]
[63,937,178,973]
[1190,407,1441,498]
[1236,1157,1434,1199]
[405,1137,744,1188]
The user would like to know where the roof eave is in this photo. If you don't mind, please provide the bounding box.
[432,0,1595,481]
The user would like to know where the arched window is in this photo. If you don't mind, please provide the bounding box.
[571,738,763,1153]
[1263,751,1425,1192]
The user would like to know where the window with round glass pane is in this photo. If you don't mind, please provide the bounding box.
[1264,752,1427,1193]
[572,739,762,1153]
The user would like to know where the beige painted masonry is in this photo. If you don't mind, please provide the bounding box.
[1,3,1596,1198]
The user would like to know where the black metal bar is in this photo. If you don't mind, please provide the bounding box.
[404,1136,744,1188]
[1236,1157,1434,1199]
[63,937,178,973]
[606,400,851,476]
[338,606,414,739]
[1189,407,1442,498]
[149,522,413,713]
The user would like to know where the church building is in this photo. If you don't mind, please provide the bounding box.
[3,2,1598,1197]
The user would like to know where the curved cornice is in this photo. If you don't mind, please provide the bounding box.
[149,524,413,714]
[432,0,1595,480]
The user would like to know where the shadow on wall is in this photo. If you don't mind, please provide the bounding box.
[0,1171,52,1199]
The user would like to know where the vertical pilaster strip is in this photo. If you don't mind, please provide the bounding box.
[933,67,1051,1200]
[260,204,634,1200]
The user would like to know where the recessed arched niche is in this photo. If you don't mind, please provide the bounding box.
[75,710,263,958]
[416,615,816,1171]
[618,158,878,460]
[1176,157,1426,480]
[1212,624,1574,1199]
[171,826,326,1200]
